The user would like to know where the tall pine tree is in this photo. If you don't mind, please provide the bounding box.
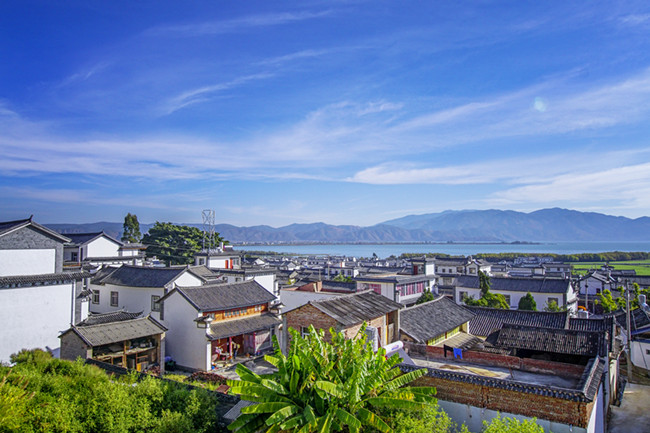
[121,213,142,243]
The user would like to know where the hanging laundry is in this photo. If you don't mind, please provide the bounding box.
[453,347,463,359]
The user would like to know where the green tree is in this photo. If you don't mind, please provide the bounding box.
[595,289,618,313]
[227,324,438,433]
[142,222,227,266]
[464,271,509,309]
[416,288,436,305]
[481,414,544,433]
[518,292,537,311]
[543,299,567,312]
[121,213,142,243]
[332,274,353,283]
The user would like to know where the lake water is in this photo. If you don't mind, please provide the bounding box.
[233,242,650,258]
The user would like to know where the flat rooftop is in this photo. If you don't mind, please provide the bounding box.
[411,354,580,389]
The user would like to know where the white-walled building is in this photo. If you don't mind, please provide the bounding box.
[454,275,578,312]
[355,274,433,306]
[63,232,145,267]
[0,217,90,362]
[89,264,205,318]
[158,280,281,371]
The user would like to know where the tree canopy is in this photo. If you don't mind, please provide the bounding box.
[464,271,509,309]
[416,288,436,305]
[518,292,537,311]
[142,222,227,266]
[227,324,438,433]
[121,213,142,243]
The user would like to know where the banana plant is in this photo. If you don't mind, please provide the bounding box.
[227,323,436,433]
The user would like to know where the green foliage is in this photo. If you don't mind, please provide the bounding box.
[481,414,544,433]
[332,274,353,283]
[227,324,438,433]
[381,403,459,433]
[416,288,436,305]
[142,221,227,266]
[121,213,142,243]
[543,299,566,312]
[479,271,491,297]
[518,292,537,311]
[1,350,221,433]
[463,272,509,309]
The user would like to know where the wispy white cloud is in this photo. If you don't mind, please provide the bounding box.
[147,10,333,37]
[162,73,274,114]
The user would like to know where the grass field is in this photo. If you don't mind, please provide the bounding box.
[571,259,650,276]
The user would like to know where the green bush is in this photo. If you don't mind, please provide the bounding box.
[1,350,222,433]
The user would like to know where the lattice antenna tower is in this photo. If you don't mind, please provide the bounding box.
[202,209,216,252]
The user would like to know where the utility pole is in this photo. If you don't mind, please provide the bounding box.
[625,279,633,381]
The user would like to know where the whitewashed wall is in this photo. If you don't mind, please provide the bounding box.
[89,284,163,315]
[631,340,650,370]
[173,272,204,287]
[0,249,56,276]
[159,292,211,370]
[281,290,341,312]
[84,237,121,258]
[0,282,75,363]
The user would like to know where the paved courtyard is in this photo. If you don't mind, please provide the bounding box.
[608,383,650,433]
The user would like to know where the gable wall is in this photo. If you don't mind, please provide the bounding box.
[0,226,63,274]
[285,304,338,343]
[85,236,121,258]
[173,272,204,288]
[160,292,210,370]
[0,282,75,363]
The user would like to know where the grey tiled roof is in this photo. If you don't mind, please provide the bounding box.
[62,316,166,347]
[0,271,91,287]
[486,324,604,357]
[0,217,70,243]
[456,275,572,293]
[92,265,188,287]
[168,280,276,311]
[466,306,569,337]
[208,313,281,340]
[611,308,650,333]
[309,291,402,327]
[400,296,475,343]
[354,274,430,284]
[79,310,143,326]
[65,232,122,247]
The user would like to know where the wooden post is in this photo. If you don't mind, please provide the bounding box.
[123,341,127,367]
[229,336,233,358]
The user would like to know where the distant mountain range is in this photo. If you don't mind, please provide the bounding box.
[45,208,650,244]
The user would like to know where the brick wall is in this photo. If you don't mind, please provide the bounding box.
[285,304,339,342]
[412,374,594,428]
[404,341,585,378]
[60,331,91,361]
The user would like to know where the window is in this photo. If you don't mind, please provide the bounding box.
[92,290,100,304]
[646,349,650,355]
[301,327,310,338]
[151,295,161,312]
[110,291,119,307]
[71,252,78,262]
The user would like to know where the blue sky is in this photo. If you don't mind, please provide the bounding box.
[2,1,650,227]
